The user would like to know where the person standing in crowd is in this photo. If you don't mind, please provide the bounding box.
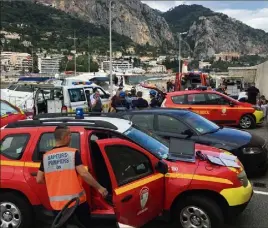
[132,91,148,109]
[149,90,159,108]
[110,88,123,112]
[125,90,133,110]
[247,83,260,105]
[238,89,248,102]
[36,125,108,228]
[166,80,171,92]
[90,88,102,113]
[114,91,130,112]
[85,90,91,111]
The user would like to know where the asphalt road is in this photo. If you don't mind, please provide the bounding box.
[39,123,268,228]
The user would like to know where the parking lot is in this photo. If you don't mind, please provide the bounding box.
[37,124,268,228]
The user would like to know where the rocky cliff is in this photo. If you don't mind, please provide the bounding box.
[163,5,268,57]
[28,1,268,56]
[34,0,175,47]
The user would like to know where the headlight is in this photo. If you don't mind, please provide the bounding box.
[242,147,262,154]
[237,170,248,187]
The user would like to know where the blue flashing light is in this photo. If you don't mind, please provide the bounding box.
[72,81,93,86]
[75,108,84,119]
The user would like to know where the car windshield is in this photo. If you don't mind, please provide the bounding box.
[182,112,220,134]
[1,101,18,116]
[124,126,169,159]
[7,85,17,90]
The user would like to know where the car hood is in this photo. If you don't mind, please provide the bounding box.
[195,143,223,156]
[203,127,252,149]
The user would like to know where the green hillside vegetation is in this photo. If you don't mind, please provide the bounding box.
[0,1,134,54]
[163,4,215,33]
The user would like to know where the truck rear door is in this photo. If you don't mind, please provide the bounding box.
[65,87,88,112]
[96,138,164,227]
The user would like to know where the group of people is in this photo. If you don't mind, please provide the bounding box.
[84,86,161,114]
[110,87,161,112]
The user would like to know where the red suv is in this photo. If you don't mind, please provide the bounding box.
[162,90,264,129]
[0,116,252,228]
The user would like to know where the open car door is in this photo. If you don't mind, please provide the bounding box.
[96,138,165,227]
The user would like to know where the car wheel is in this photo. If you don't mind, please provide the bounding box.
[239,114,256,129]
[171,195,224,228]
[0,192,33,228]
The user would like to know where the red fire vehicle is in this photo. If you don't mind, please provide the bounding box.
[0,99,27,128]
[0,114,252,228]
[175,72,209,91]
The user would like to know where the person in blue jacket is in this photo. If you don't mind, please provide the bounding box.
[149,90,160,108]
[114,91,130,112]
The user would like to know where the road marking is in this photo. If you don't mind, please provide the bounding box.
[254,190,268,195]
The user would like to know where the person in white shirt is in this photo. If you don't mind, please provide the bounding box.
[238,90,248,102]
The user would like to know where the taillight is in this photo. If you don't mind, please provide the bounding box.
[161,99,166,107]
[61,106,68,113]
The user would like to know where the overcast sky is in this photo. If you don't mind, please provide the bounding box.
[141,1,268,32]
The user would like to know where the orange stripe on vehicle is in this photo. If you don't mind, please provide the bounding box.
[24,162,40,168]
[0,160,25,167]
[1,161,89,170]
[166,173,233,185]
[114,173,164,195]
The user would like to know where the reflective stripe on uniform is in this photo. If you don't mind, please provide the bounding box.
[49,190,85,202]
[43,151,75,173]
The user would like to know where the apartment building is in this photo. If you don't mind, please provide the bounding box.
[0,52,32,71]
[38,55,62,74]
[101,60,133,72]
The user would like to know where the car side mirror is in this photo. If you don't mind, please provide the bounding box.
[182,129,194,138]
[155,160,168,175]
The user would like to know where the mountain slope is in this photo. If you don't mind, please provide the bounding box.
[163,4,268,57]
[34,0,175,47]
[1,1,134,53]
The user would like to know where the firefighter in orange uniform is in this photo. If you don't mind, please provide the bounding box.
[36,125,108,228]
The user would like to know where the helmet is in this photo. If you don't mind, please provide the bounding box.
[149,90,157,96]
[119,91,126,98]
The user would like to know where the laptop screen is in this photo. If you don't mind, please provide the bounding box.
[169,138,195,162]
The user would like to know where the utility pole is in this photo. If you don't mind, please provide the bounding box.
[31,47,34,73]
[178,34,181,73]
[72,30,77,76]
[88,34,90,72]
[109,0,114,95]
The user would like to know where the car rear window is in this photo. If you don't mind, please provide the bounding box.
[171,95,185,104]
[68,88,86,102]
[0,134,29,160]
[1,101,19,116]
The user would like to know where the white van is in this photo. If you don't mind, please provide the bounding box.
[33,84,111,115]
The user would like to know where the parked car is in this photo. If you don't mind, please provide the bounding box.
[161,90,264,129]
[0,114,252,228]
[115,108,268,176]
[0,99,27,127]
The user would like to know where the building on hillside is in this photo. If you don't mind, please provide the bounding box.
[147,65,167,73]
[199,61,211,69]
[0,52,32,71]
[101,60,133,72]
[215,52,240,62]
[228,66,257,83]
[38,56,62,74]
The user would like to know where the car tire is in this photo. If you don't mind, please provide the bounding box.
[239,114,256,129]
[0,192,33,228]
[171,195,224,228]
